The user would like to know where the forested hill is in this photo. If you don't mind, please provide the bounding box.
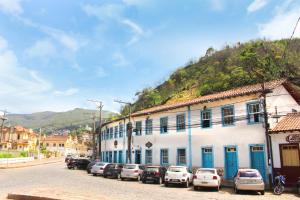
[121,39,300,115]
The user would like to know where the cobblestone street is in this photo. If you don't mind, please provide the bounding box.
[0,162,299,200]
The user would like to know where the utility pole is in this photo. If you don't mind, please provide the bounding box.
[88,99,103,161]
[37,128,42,160]
[92,114,96,160]
[0,110,8,143]
[114,100,132,163]
[260,83,273,189]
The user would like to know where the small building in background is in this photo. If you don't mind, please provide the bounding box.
[270,112,300,186]
[41,135,76,156]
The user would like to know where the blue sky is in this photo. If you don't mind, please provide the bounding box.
[0,0,299,114]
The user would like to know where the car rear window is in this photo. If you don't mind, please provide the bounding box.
[240,171,260,177]
[145,167,159,172]
[168,167,184,172]
[96,163,105,166]
[197,169,215,174]
[124,165,137,169]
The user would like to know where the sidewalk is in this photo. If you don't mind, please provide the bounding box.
[0,157,63,169]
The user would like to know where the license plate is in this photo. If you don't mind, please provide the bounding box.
[171,179,179,182]
[201,181,208,184]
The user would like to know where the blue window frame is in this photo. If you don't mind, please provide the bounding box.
[177,148,186,165]
[160,149,169,165]
[119,124,124,138]
[222,105,235,126]
[114,126,118,138]
[106,128,109,140]
[135,121,142,136]
[176,113,186,131]
[145,149,152,164]
[201,109,212,128]
[145,119,153,135]
[160,117,168,134]
[247,102,262,124]
[109,127,113,139]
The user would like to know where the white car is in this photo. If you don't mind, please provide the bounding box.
[120,164,145,181]
[234,169,265,195]
[193,168,221,191]
[164,166,193,188]
[91,162,109,176]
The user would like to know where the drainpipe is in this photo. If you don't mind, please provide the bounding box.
[187,106,192,170]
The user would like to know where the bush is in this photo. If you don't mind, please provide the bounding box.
[0,153,14,158]
[19,151,28,157]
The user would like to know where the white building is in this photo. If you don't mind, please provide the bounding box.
[100,79,300,182]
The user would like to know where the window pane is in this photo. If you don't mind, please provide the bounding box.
[201,110,211,128]
[161,149,168,164]
[222,106,234,126]
[145,150,152,164]
[135,121,142,136]
[177,114,186,131]
[145,119,153,135]
[160,117,168,133]
[177,149,186,165]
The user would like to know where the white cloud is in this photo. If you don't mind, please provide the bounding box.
[122,0,149,6]
[247,0,268,13]
[95,67,108,77]
[113,52,130,67]
[210,0,224,11]
[122,19,146,45]
[82,3,123,21]
[0,0,23,15]
[0,35,8,51]
[54,88,79,96]
[25,39,56,58]
[258,6,300,39]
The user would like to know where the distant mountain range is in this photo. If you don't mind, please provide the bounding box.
[6,108,116,131]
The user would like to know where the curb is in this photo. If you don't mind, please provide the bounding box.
[0,160,62,169]
[7,193,60,200]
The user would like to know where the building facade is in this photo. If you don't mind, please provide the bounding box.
[100,80,300,182]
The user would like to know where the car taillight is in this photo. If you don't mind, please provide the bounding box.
[183,173,187,177]
[155,172,161,176]
[193,175,197,179]
[213,176,217,180]
[134,170,139,173]
[237,171,240,177]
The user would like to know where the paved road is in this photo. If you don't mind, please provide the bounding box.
[0,162,299,200]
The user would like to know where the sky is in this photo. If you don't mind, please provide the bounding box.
[0,0,299,114]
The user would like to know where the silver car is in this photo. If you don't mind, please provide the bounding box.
[120,164,145,181]
[234,169,265,195]
[91,162,109,176]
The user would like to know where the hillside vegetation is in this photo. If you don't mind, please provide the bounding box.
[8,108,116,131]
[121,39,300,115]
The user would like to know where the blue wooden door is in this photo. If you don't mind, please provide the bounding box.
[113,151,117,163]
[250,145,266,180]
[202,147,213,168]
[118,150,123,163]
[225,147,238,180]
[135,150,141,164]
[109,151,112,163]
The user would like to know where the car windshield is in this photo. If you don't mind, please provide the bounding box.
[197,169,215,174]
[145,167,159,172]
[240,171,260,177]
[96,163,105,166]
[124,165,137,169]
[168,167,184,172]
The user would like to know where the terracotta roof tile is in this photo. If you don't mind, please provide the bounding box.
[42,135,68,142]
[132,79,287,116]
[270,112,300,133]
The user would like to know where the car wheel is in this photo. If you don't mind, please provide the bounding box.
[158,177,162,184]
[260,190,265,195]
[142,179,146,184]
[194,186,198,191]
[92,173,96,176]
[185,180,190,188]
[104,175,107,178]
[165,182,169,187]
[234,186,239,194]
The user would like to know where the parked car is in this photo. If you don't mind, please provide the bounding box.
[103,163,124,178]
[164,166,193,188]
[141,165,167,184]
[91,162,110,176]
[193,168,221,191]
[120,164,145,181]
[234,169,265,195]
[65,154,74,163]
[86,160,97,174]
[67,158,90,170]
